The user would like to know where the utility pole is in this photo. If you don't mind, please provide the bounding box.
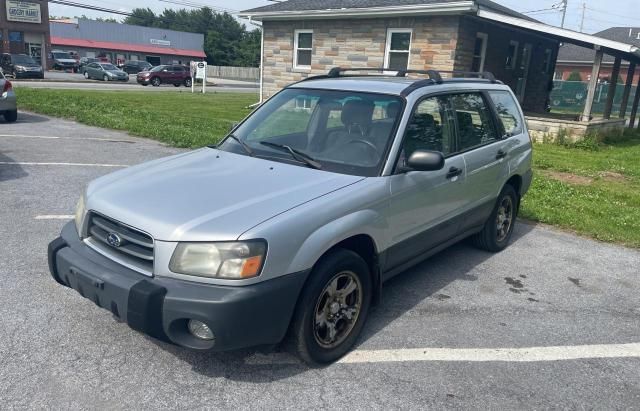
[560,0,568,28]
[579,2,586,32]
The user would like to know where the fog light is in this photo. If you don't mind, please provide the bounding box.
[188,319,215,341]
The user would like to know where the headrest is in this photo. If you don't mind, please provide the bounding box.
[457,111,473,128]
[341,99,374,127]
[386,101,401,119]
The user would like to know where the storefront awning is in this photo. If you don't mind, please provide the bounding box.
[50,36,207,58]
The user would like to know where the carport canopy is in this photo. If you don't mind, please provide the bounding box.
[477,8,640,124]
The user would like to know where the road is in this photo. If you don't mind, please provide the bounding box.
[12,71,259,93]
[1,112,639,409]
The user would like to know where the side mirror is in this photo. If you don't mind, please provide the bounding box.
[404,150,445,172]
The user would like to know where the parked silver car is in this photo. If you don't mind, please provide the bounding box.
[82,62,129,82]
[0,71,17,123]
[48,68,532,363]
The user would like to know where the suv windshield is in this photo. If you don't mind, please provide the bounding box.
[52,52,73,59]
[150,65,166,72]
[217,88,404,177]
[12,55,36,65]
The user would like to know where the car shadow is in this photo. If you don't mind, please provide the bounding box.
[0,151,27,182]
[7,111,50,124]
[149,222,537,381]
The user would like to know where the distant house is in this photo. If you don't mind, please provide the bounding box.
[556,27,640,85]
[240,0,561,113]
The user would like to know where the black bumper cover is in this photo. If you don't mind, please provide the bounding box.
[48,222,309,351]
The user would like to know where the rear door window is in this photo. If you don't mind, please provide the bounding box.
[450,93,499,151]
[487,90,524,136]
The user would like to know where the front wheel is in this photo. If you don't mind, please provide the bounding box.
[289,249,372,364]
[184,77,192,87]
[83,71,89,79]
[103,74,109,82]
[151,77,161,87]
[472,184,518,252]
[4,110,18,123]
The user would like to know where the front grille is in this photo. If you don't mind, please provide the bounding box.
[87,213,154,273]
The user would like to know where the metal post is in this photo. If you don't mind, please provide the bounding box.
[560,0,568,28]
[629,82,640,128]
[579,2,586,32]
[603,57,621,119]
[619,62,636,118]
[582,48,604,122]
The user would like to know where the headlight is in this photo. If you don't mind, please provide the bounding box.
[169,241,267,279]
[74,194,86,237]
[15,66,25,72]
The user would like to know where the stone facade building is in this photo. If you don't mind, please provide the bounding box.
[241,0,560,114]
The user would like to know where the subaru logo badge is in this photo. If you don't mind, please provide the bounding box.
[107,232,122,248]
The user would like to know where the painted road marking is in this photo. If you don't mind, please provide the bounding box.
[245,343,640,365]
[35,215,74,220]
[0,161,127,167]
[0,134,135,143]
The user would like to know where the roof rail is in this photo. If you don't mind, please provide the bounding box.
[395,69,443,83]
[326,67,390,77]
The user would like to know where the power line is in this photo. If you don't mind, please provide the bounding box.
[48,0,132,16]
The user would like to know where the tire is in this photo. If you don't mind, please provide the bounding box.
[103,74,109,82]
[173,83,180,87]
[151,77,161,87]
[289,249,372,364]
[184,77,192,87]
[4,110,18,123]
[83,71,89,79]
[141,83,148,86]
[472,184,519,252]
[12,70,17,79]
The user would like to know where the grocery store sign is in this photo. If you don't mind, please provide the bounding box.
[150,39,171,47]
[6,1,42,24]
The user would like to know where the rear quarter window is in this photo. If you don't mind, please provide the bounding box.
[488,90,524,136]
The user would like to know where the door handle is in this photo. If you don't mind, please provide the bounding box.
[446,166,463,179]
[496,149,508,160]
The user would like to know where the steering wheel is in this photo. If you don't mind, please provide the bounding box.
[345,139,380,157]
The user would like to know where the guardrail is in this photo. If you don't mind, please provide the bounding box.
[206,66,259,82]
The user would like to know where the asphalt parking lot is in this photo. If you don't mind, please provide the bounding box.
[1,112,639,409]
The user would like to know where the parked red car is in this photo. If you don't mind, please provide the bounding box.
[136,65,193,87]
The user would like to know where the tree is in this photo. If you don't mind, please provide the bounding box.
[124,7,261,67]
[566,71,583,81]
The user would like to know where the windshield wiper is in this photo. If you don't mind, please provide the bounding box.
[259,142,322,169]
[226,134,254,157]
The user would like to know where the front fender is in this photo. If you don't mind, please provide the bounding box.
[285,209,387,275]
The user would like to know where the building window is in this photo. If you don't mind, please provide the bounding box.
[294,29,313,69]
[505,40,519,69]
[471,33,488,72]
[385,29,412,71]
[542,48,553,74]
[554,70,564,80]
[9,31,23,42]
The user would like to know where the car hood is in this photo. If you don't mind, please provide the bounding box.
[107,70,125,74]
[55,58,77,63]
[86,149,365,241]
[17,64,40,68]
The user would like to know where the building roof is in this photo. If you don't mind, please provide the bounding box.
[240,0,533,20]
[558,27,640,63]
[50,37,207,58]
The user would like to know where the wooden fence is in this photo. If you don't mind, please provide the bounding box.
[206,66,259,82]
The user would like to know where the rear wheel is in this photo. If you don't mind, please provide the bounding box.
[472,184,518,252]
[289,249,371,364]
[184,77,192,87]
[151,77,161,87]
[4,110,18,123]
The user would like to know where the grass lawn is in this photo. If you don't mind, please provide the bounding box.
[15,88,258,148]
[15,88,640,247]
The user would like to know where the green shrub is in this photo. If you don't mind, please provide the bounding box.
[566,71,583,81]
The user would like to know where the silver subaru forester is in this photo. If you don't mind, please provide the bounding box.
[48,68,532,363]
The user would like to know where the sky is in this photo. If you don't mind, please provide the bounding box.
[48,0,640,34]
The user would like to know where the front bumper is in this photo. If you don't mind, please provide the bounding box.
[136,77,151,85]
[48,222,309,351]
[14,71,44,79]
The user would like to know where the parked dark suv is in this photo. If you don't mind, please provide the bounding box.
[1,53,44,79]
[121,60,153,74]
[137,65,193,87]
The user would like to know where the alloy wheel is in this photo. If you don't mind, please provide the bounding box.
[496,196,513,242]
[313,271,363,349]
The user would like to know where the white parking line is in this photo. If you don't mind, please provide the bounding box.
[0,161,127,167]
[245,343,640,365]
[0,134,134,143]
[35,215,74,220]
